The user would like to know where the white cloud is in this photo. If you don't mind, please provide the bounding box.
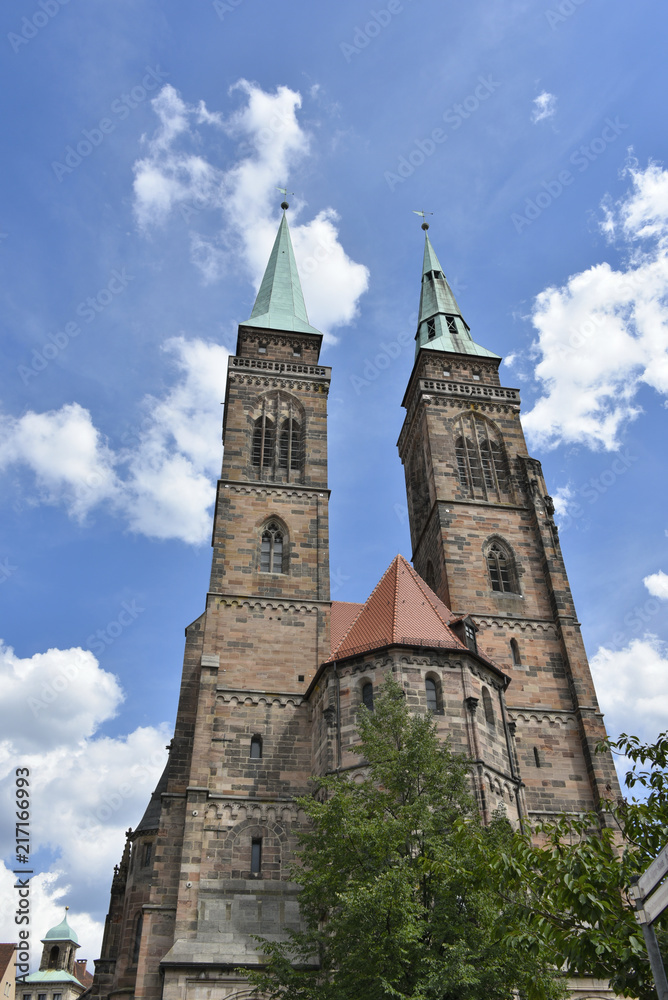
[591,636,668,745]
[133,81,369,337]
[644,570,668,600]
[522,161,668,450]
[531,91,557,123]
[551,484,574,519]
[0,403,118,519]
[0,642,169,965]
[0,337,229,545]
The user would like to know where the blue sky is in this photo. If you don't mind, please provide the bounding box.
[1,0,667,965]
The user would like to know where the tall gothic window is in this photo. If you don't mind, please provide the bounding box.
[252,415,275,470]
[362,682,374,711]
[486,540,519,594]
[132,913,143,965]
[482,687,495,727]
[251,392,304,482]
[279,417,302,471]
[260,522,285,574]
[425,677,439,713]
[454,413,510,501]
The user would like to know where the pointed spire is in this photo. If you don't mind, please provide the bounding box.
[415,228,499,360]
[243,206,321,336]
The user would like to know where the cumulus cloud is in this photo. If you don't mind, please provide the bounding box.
[0,337,228,545]
[133,81,369,337]
[0,403,118,520]
[644,570,668,600]
[522,160,668,450]
[0,642,169,964]
[531,91,557,123]
[591,635,668,745]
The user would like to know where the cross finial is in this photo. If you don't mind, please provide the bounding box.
[277,186,294,211]
[413,209,433,231]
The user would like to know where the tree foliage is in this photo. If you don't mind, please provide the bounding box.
[492,732,668,999]
[250,679,566,1000]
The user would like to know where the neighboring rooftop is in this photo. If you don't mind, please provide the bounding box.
[0,943,15,983]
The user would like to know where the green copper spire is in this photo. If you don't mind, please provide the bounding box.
[415,228,499,360]
[244,207,321,336]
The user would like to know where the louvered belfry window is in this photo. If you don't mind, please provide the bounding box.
[279,417,301,471]
[260,522,285,574]
[454,413,510,500]
[252,415,275,469]
[251,392,303,481]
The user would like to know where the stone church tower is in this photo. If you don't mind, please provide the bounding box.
[89,210,619,1000]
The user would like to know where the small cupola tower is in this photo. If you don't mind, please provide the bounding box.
[38,910,79,975]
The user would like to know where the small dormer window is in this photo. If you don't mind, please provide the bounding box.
[446,316,457,336]
[465,623,477,652]
[427,318,436,339]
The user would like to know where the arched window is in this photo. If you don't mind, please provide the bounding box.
[132,913,143,965]
[279,417,301,471]
[250,735,262,759]
[260,522,285,574]
[454,413,510,500]
[510,638,521,665]
[251,838,262,874]
[362,682,374,711]
[48,947,59,969]
[142,842,152,867]
[252,415,275,470]
[425,678,438,713]
[486,540,519,594]
[482,687,495,727]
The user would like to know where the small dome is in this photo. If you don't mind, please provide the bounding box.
[43,913,79,945]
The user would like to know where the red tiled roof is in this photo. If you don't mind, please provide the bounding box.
[330,601,364,651]
[0,944,15,982]
[74,961,93,988]
[329,554,468,661]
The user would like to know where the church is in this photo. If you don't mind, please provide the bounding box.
[88,205,620,1000]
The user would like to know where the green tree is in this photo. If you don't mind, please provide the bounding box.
[251,678,566,1000]
[493,732,668,999]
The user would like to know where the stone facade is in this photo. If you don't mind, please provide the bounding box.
[89,221,621,1000]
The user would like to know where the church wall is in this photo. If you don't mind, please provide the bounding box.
[208,487,330,601]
